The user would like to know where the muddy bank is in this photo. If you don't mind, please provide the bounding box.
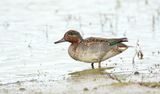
[0,68,160,94]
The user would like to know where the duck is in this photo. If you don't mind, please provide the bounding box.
[54,30,128,69]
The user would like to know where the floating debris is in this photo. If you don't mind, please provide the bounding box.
[137,50,143,59]
[83,87,89,91]
[19,88,26,91]
[134,71,140,75]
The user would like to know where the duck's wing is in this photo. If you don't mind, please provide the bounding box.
[82,37,128,46]
[106,38,128,46]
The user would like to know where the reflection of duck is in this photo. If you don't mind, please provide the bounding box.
[55,30,128,69]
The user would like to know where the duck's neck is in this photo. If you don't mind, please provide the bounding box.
[68,37,83,57]
[70,38,83,44]
[70,42,80,50]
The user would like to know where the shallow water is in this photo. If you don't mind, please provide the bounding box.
[0,0,160,93]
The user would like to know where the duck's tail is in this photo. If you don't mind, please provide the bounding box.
[118,38,128,42]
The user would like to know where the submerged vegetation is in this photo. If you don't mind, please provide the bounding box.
[139,82,160,88]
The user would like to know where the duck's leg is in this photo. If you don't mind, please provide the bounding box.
[91,63,94,69]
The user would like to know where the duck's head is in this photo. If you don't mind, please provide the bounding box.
[54,30,83,44]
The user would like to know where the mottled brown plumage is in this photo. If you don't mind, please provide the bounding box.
[55,30,128,69]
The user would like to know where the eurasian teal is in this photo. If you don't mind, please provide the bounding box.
[55,30,128,69]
